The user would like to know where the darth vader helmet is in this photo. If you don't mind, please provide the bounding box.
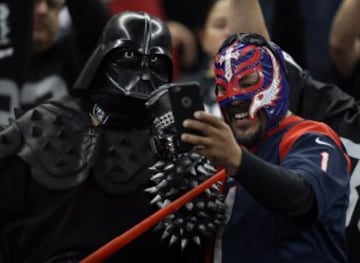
[73,11,173,125]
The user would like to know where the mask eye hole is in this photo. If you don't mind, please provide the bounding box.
[238,72,260,89]
[216,84,226,96]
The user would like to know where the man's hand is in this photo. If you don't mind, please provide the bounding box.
[181,111,242,175]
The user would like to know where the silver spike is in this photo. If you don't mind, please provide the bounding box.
[214,219,222,225]
[175,217,184,226]
[179,227,184,236]
[164,163,175,171]
[181,238,188,250]
[153,222,165,232]
[215,199,224,206]
[207,222,216,232]
[169,235,178,246]
[161,230,171,240]
[165,188,180,197]
[204,163,217,173]
[197,165,210,176]
[165,214,175,220]
[150,194,162,204]
[190,152,201,160]
[193,236,201,246]
[166,173,177,182]
[216,181,224,186]
[151,172,164,181]
[198,224,207,233]
[157,179,169,190]
[165,223,174,233]
[197,211,209,218]
[205,189,212,195]
[206,201,217,211]
[211,184,220,191]
[156,201,164,208]
[149,160,166,171]
[144,186,158,194]
[196,201,205,210]
[185,202,194,211]
[190,180,199,188]
[198,224,212,237]
[161,199,171,208]
[185,222,195,232]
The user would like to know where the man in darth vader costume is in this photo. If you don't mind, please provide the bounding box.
[0,11,209,263]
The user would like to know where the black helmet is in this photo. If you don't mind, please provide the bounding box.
[73,11,173,100]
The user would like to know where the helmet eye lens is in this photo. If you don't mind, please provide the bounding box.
[150,55,158,63]
[149,55,171,81]
[111,49,142,70]
[108,50,170,79]
[124,50,135,59]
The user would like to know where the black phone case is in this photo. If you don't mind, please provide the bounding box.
[168,82,204,152]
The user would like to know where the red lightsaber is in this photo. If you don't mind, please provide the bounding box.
[80,169,226,263]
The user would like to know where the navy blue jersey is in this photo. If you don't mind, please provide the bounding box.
[285,55,360,263]
[212,115,350,263]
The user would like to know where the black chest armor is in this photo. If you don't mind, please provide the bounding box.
[0,96,154,194]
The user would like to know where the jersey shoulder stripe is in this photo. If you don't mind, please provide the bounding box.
[279,119,351,170]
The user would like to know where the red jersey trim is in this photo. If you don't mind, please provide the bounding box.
[279,119,351,171]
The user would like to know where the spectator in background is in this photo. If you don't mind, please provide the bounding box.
[329,0,360,100]
[312,0,344,82]
[106,0,165,19]
[161,0,308,71]
[179,0,232,116]
[0,0,110,125]
[264,0,308,68]
[329,2,360,261]
[0,1,33,260]
[271,0,340,83]
[0,0,33,124]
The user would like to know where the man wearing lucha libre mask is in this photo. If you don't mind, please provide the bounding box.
[0,11,204,263]
[181,32,351,263]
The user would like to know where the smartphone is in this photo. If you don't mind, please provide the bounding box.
[168,81,204,152]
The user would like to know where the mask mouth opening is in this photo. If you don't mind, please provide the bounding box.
[223,100,251,121]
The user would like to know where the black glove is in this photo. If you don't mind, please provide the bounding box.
[146,85,181,162]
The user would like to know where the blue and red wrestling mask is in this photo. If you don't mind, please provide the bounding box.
[214,32,289,130]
